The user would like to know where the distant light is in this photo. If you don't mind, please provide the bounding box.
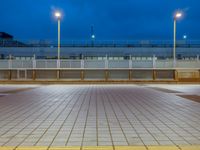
[55,12,61,18]
[175,12,182,19]
[91,34,95,39]
[183,35,187,39]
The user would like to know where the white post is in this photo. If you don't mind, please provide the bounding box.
[54,12,61,67]
[153,55,156,68]
[57,59,60,68]
[197,55,199,62]
[57,18,61,69]
[129,55,132,69]
[105,54,108,69]
[45,60,47,68]
[33,54,36,69]
[8,54,12,69]
[57,18,61,60]
[173,19,177,68]
[81,55,84,69]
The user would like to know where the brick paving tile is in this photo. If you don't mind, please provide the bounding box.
[0,84,200,147]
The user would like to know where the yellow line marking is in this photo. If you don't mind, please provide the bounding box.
[15,147,48,150]
[148,146,180,150]
[180,146,200,150]
[82,146,113,150]
[48,147,81,150]
[0,146,200,150]
[0,147,16,150]
[115,146,147,150]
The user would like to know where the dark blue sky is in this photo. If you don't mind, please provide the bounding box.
[0,0,200,40]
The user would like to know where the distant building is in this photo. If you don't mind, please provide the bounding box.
[0,32,26,48]
[0,32,13,40]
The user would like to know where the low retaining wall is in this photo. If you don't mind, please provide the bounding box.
[0,69,199,83]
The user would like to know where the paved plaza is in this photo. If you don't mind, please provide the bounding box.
[0,84,200,149]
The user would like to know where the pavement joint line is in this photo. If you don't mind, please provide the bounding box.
[112,86,200,146]
[0,85,200,148]
[127,91,185,146]
[64,89,89,146]
[150,88,200,121]
[14,92,75,147]
[109,88,150,147]
[48,90,84,147]
[1,94,67,146]
[104,89,130,146]
[0,92,48,129]
[0,95,55,146]
[80,92,92,148]
[101,93,115,148]
[131,89,199,144]
[0,146,200,150]
[118,89,158,146]
[96,91,99,146]
[148,92,200,141]
[109,90,147,147]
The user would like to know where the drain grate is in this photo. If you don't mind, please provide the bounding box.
[149,87,182,93]
[178,95,200,103]
[0,94,9,97]
[0,88,36,94]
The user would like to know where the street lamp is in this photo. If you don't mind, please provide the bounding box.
[173,11,182,67]
[91,34,95,40]
[55,12,61,60]
[183,35,187,40]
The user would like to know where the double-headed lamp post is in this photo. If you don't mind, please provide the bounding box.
[173,12,182,67]
[55,12,61,60]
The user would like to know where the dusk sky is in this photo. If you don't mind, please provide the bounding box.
[0,0,200,41]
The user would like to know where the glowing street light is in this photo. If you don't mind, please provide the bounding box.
[91,34,95,40]
[55,12,61,18]
[183,35,187,40]
[91,26,95,46]
[173,11,183,67]
[175,12,182,19]
[55,11,61,60]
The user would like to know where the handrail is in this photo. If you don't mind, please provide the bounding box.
[0,59,199,69]
[1,39,200,47]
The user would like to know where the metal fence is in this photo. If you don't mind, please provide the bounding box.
[1,39,200,47]
[0,59,199,69]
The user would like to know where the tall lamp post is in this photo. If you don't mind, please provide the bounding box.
[55,12,61,60]
[173,12,182,67]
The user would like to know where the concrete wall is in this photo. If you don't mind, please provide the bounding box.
[0,47,199,58]
[0,69,199,83]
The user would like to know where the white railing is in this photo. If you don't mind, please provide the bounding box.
[84,60,105,69]
[0,59,199,69]
[132,60,154,68]
[156,60,174,68]
[60,60,82,68]
[108,60,129,68]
